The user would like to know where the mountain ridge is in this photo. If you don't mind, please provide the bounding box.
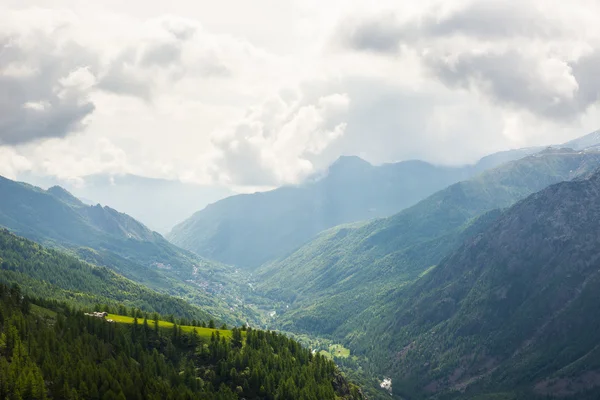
[168,146,542,269]
[0,175,252,324]
[256,149,600,341]
[374,166,600,398]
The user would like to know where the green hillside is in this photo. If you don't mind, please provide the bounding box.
[0,283,364,400]
[0,228,212,321]
[257,150,600,339]
[360,168,600,399]
[105,313,234,339]
[0,175,252,324]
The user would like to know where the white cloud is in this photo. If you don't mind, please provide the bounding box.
[335,0,600,125]
[0,0,599,189]
[210,91,350,185]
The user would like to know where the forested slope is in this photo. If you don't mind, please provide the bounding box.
[0,283,363,400]
[258,149,600,338]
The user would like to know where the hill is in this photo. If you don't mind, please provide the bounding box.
[256,149,600,340]
[0,175,249,324]
[0,282,364,400]
[0,228,213,321]
[363,167,600,399]
[168,148,538,269]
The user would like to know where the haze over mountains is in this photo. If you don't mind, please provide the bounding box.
[3,129,600,399]
[3,1,600,398]
[0,175,249,323]
[257,147,600,332]
[167,146,540,269]
[17,172,234,234]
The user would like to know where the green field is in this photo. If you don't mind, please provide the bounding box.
[106,314,235,339]
[319,343,351,359]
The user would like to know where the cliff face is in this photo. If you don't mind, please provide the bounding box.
[332,372,365,400]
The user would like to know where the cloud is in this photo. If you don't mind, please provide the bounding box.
[338,1,569,52]
[210,90,350,185]
[1,1,599,190]
[0,12,97,145]
[97,16,239,100]
[571,50,600,109]
[335,0,600,122]
[0,147,32,179]
[425,50,583,120]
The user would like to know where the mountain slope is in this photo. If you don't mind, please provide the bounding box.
[0,283,364,400]
[0,228,211,320]
[256,149,600,338]
[559,129,600,151]
[168,149,538,269]
[0,175,249,324]
[369,168,600,399]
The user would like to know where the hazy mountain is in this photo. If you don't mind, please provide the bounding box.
[167,148,539,269]
[558,129,600,151]
[364,167,600,399]
[256,149,600,341]
[0,175,249,323]
[16,173,233,234]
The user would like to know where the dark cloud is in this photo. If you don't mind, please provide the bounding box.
[98,38,230,99]
[423,2,562,40]
[0,35,97,145]
[570,50,600,109]
[98,51,154,99]
[140,41,183,67]
[338,14,403,53]
[335,1,599,121]
[339,1,565,53]
[425,50,600,120]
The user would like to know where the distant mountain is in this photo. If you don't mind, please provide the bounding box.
[0,175,249,324]
[365,167,600,399]
[559,129,600,151]
[256,149,600,341]
[16,173,233,234]
[167,148,539,269]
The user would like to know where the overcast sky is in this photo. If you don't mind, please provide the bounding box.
[1,0,599,189]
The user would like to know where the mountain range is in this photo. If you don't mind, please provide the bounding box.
[256,148,600,337]
[17,172,234,234]
[167,147,539,269]
[3,129,600,399]
[0,175,249,324]
[371,167,600,399]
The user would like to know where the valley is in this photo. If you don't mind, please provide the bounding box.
[3,2,600,398]
[4,133,600,399]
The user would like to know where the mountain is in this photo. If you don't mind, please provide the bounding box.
[559,129,600,151]
[0,228,211,321]
[256,149,600,340]
[16,172,233,233]
[0,175,250,324]
[363,167,600,399]
[168,149,539,269]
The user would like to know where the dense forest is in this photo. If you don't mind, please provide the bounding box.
[0,229,212,322]
[0,282,363,399]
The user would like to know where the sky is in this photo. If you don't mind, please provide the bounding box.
[1,0,600,190]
